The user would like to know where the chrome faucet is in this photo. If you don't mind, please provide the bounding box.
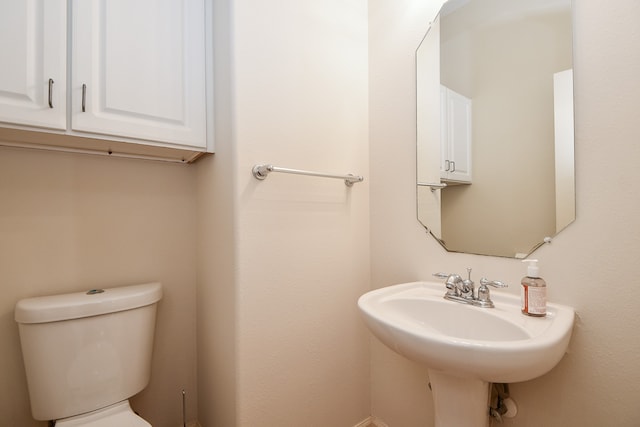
[442,273,462,296]
[437,267,474,299]
[433,269,507,308]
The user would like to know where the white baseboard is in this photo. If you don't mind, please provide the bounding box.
[191,417,382,427]
[354,417,372,427]
[371,417,390,427]
[354,416,389,427]
[191,417,381,427]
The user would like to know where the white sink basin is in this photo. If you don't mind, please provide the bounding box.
[358,281,574,383]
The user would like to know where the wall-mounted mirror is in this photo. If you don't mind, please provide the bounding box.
[416,0,575,258]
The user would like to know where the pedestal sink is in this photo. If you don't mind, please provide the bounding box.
[357,281,574,427]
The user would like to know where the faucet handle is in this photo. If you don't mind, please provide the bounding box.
[433,272,450,279]
[476,278,508,307]
[479,278,508,288]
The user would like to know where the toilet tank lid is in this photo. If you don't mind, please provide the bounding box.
[15,282,163,324]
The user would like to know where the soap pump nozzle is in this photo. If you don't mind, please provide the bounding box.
[522,259,540,278]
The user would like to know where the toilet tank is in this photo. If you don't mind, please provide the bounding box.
[15,282,163,421]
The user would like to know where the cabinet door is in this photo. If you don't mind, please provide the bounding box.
[446,88,472,182]
[439,86,449,180]
[0,0,66,130]
[440,86,472,183]
[71,0,206,148]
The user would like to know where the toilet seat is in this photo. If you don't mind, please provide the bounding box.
[54,400,151,427]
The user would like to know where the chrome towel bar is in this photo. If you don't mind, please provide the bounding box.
[252,164,364,187]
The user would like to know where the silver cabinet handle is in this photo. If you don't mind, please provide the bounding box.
[444,160,451,171]
[82,83,87,113]
[48,78,54,108]
[82,84,86,112]
[450,161,456,172]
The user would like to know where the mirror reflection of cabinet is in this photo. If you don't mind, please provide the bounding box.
[440,85,472,183]
[416,0,575,258]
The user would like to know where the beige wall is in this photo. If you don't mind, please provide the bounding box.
[195,0,237,423]
[370,0,640,426]
[197,0,371,426]
[5,2,640,426]
[0,146,198,427]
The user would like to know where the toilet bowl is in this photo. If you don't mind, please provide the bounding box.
[54,401,150,427]
[15,282,162,425]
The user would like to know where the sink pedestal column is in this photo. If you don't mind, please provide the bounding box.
[428,370,491,427]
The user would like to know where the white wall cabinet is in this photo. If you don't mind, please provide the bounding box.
[440,85,472,183]
[0,0,211,162]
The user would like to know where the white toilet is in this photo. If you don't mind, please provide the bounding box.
[15,282,163,426]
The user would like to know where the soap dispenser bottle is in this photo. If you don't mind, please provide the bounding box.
[521,259,546,317]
